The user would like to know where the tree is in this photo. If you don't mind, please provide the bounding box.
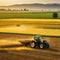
[24,8,27,11]
[53,12,58,18]
[8,9,11,11]
[0,9,6,11]
[21,9,23,11]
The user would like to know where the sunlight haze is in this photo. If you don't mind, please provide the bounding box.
[0,0,60,6]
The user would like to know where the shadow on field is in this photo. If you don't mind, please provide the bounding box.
[0,44,23,48]
[48,48,60,52]
[32,47,60,52]
[0,50,8,53]
[0,44,60,52]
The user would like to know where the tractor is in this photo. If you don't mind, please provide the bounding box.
[30,36,49,49]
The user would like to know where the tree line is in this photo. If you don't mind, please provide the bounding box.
[0,8,29,11]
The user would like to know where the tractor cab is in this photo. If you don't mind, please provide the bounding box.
[34,35,43,43]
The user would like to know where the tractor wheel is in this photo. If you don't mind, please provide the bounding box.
[43,43,49,49]
[39,44,44,49]
[30,41,36,48]
[46,43,49,48]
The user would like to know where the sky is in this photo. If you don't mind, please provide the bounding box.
[0,0,60,6]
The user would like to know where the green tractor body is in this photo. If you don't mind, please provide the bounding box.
[30,36,49,49]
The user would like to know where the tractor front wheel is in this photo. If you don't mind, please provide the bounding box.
[30,41,36,48]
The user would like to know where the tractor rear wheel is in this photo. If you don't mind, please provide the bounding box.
[39,44,44,49]
[46,43,49,48]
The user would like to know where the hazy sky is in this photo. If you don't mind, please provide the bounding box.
[0,0,60,6]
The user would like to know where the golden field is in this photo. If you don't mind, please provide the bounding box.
[0,19,60,36]
[0,19,60,60]
[0,34,60,60]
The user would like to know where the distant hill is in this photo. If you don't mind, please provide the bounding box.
[0,3,60,11]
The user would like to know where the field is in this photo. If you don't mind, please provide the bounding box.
[0,19,60,37]
[0,19,60,60]
[0,11,60,60]
[0,34,60,60]
[0,12,60,19]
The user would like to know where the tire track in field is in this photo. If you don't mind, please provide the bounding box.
[8,47,60,60]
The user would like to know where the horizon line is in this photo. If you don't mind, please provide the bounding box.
[0,3,60,6]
